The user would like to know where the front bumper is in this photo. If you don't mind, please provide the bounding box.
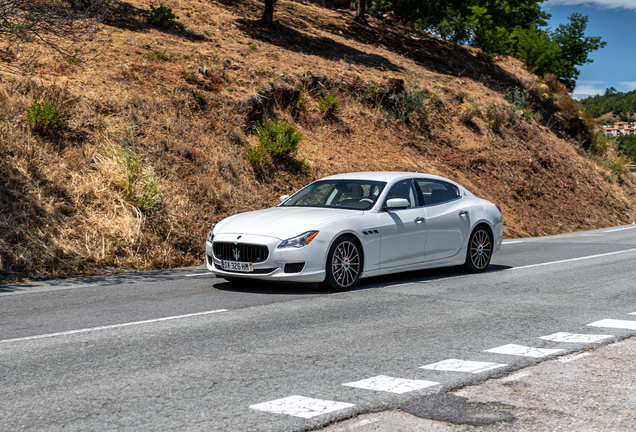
[205,233,327,283]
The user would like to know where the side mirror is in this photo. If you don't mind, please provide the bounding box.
[279,195,290,203]
[385,198,409,210]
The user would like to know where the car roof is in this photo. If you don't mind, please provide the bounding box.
[321,171,457,184]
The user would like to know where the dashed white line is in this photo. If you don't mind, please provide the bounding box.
[343,375,439,394]
[510,248,636,270]
[185,272,216,277]
[420,359,507,374]
[484,344,564,357]
[249,395,354,418]
[502,241,523,244]
[0,309,229,344]
[538,332,614,343]
[587,319,636,331]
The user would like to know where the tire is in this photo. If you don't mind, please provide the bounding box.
[322,236,362,291]
[463,226,493,273]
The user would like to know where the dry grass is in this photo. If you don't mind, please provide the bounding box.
[1,0,635,281]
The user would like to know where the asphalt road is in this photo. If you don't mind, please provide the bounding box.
[1,224,636,431]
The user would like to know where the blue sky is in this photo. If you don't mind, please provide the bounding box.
[543,0,636,98]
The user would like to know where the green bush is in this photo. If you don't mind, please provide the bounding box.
[27,99,61,131]
[149,5,178,28]
[245,118,304,171]
[146,50,171,62]
[111,127,161,215]
[390,75,429,131]
[318,94,340,115]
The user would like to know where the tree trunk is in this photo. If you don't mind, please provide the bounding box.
[259,0,276,24]
[354,0,366,22]
[350,0,358,11]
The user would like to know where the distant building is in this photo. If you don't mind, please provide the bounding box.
[603,122,636,136]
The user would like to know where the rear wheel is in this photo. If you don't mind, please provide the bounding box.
[463,226,492,273]
[322,236,361,291]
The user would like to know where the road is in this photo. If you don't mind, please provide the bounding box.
[1,224,636,431]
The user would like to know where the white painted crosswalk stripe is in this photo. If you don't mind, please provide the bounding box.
[587,319,636,331]
[420,359,507,374]
[538,332,613,343]
[484,344,564,357]
[249,395,354,418]
[342,375,439,394]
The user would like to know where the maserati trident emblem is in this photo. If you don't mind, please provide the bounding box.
[232,247,241,261]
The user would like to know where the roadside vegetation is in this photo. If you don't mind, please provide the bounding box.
[0,0,634,282]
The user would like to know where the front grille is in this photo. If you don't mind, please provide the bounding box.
[284,262,305,273]
[214,263,277,274]
[212,242,269,263]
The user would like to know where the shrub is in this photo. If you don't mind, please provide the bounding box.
[149,5,178,28]
[318,94,340,116]
[146,50,171,62]
[390,75,429,131]
[110,127,161,215]
[507,85,530,111]
[245,118,303,171]
[458,102,479,123]
[27,99,61,131]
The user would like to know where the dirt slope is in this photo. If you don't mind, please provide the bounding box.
[0,0,634,280]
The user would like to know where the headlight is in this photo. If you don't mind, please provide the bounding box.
[278,231,319,249]
[207,228,214,243]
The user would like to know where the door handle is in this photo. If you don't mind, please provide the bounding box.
[459,210,468,216]
[414,217,425,223]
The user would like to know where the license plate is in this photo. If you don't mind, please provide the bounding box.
[221,260,253,272]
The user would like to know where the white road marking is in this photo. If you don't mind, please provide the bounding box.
[556,352,591,363]
[249,395,354,418]
[587,319,636,331]
[580,234,602,237]
[342,375,439,394]
[420,359,507,374]
[538,332,614,343]
[185,272,216,277]
[629,312,636,315]
[603,225,636,233]
[502,241,523,244]
[510,248,636,270]
[484,344,564,357]
[498,371,531,382]
[0,309,229,344]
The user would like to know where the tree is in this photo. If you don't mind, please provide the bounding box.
[551,13,606,92]
[0,0,109,73]
[258,0,276,25]
[353,0,367,23]
[507,26,560,76]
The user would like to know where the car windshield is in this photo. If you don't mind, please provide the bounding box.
[281,180,387,210]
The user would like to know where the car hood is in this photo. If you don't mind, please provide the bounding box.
[217,207,363,239]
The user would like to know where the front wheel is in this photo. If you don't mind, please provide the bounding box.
[463,226,492,273]
[322,236,362,291]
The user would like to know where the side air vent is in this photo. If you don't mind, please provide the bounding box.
[284,262,305,274]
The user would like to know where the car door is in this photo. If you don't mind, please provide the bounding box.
[415,179,470,262]
[378,180,428,268]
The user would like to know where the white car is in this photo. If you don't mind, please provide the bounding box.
[206,172,503,291]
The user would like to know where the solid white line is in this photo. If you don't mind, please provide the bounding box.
[502,241,523,244]
[0,309,229,344]
[510,248,636,270]
[603,225,636,233]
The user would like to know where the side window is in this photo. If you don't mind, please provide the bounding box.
[416,180,460,206]
[385,180,418,208]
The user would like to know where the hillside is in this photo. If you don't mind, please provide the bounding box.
[1,0,635,281]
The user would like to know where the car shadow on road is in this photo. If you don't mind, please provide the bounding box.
[212,264,512,295]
